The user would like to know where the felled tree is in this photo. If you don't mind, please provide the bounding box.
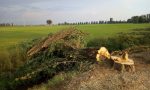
[9,27,92,90]
[27,27,87,57]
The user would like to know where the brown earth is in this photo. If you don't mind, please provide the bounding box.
[64,46,150,90]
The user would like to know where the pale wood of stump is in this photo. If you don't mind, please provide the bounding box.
[111,56,135,72]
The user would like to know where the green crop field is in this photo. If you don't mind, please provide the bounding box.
[0,23,150,80]
[0,24,150,51]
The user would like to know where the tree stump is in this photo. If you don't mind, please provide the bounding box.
[111,56,135,72]
[96,47,135,72]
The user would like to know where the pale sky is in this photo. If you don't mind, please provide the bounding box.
[0,0,150,25]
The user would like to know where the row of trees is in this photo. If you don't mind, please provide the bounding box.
[46,14,150,25]
[127,14,150,23]
[0,23,14,27]
[57,20,127,25]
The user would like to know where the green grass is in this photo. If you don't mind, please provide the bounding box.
[0,25,68,50]
[78,24,150,39]
[1,24,150,51]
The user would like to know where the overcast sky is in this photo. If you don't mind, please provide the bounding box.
[0,0,150,25]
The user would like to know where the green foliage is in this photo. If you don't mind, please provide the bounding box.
[46,19,52,25]
[139,33,150,45]
[87,29,150,51]
[28,71,77,90]
[2,28,93,90]
[129,16,149,23]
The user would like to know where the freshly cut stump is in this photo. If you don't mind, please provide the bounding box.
[111,56,135,72]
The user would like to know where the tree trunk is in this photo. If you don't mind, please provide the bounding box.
[111,56,135,72]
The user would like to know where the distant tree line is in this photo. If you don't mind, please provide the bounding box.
[57,14,150,25]
[58,20,127,25]
[0,23,14,27]
[127,14,150,23]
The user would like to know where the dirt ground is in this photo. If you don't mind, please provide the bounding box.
[64,49,150,90]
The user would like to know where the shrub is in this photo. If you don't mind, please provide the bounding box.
[87,31,150,52]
